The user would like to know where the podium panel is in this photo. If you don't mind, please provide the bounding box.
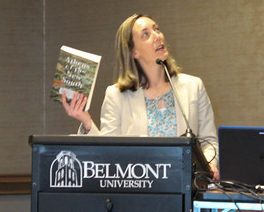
[30,136,194,212]
[39,193,183,212]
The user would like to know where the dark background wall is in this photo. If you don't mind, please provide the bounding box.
[0,0,263,210]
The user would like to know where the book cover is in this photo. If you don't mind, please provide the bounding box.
[51,45,101,111]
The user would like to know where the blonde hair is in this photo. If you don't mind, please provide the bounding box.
[115,14,181,92]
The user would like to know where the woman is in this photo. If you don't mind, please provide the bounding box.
[62,14,219,179]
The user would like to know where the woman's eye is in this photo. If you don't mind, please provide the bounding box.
[142,31,149,38]
[154,27,160,33]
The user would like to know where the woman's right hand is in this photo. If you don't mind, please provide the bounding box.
[61,92,92,131]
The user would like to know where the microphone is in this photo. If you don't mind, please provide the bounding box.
[156,59,213,178]
[156,59,195,138]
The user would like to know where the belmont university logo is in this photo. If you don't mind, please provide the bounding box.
[50,151,172,189]
[50,151,83,187]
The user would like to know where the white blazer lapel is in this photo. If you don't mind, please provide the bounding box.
[172,76,190,136]
[126,88,148,136]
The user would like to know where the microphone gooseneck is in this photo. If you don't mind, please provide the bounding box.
[156,59,214,177]
[156,59,195,138]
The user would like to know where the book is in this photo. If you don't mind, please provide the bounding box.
[51,45,101,111]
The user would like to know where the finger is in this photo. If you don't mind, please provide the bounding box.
[74,93,83,110]
[75,94,87,111]
[69,92,79,111]
[76,95,87,111]
[61,93,70,113]
[80,96,88,111]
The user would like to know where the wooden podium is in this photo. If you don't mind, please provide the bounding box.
[29,135,195,212]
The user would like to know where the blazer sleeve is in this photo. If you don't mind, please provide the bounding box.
[77,85,122,135]
[196,78,219,167]
[100,85,122,135]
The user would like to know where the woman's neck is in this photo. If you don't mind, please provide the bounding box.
[144,80,171,99]
[139,60,171,97]
[143,63,166,85]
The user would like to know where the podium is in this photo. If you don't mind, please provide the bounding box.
[30,135,195,212]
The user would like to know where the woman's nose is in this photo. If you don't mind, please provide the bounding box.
[153,31,161,41]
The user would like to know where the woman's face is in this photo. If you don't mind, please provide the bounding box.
[132,17,169,66]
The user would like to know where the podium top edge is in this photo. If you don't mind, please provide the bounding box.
[29,135,193,146]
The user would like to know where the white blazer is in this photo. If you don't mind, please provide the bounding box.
[79,73,218,166]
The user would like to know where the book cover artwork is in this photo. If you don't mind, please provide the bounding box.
[51,45,101,111]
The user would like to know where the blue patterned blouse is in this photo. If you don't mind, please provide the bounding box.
[145,89,177,137]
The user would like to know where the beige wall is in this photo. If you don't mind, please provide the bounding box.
[0,195,30,212]
[1,0,264,173]
[45,0,264,136]
[0,1,263,210]
[1,0,264,175]
[169,0,264,127]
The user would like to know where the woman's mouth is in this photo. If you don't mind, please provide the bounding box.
[155,44,165,52]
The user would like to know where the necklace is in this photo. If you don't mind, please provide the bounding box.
[145,89,172,110]
[144,82,171,100]
[153,95,166,110]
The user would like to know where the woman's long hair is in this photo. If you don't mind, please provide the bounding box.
[115,14,181,92]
